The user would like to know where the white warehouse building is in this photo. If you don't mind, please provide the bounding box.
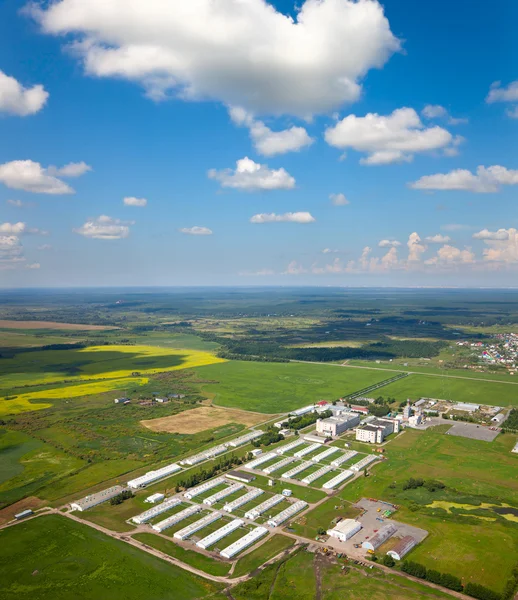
[316,413,360,437]
[327,519,362,542]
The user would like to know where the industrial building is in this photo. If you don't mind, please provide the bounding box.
[303,434,326,444]
[127,462,182,489]
[327,519,362,542]
[263,456,295,474]
[204,483,245,506]
[220,526,268,559]
[225,430,263,448]
[452,403,480,413]
[350,455,379,472]
[223,488,263,513]
[387,536,417,561]
[316,413,360,437]
[132,496,182,524]
[174,512,222,541]
[289,405,316,417]
[145,493,165,504]
[331,450,357,467]
[294,442,321,458]
[180,444,227,466]
[322,470,354,489]
[152,504,202,532]
[196,519,243,550]
[312,446,340,462]
[276,438,306,454]
[267,500,308,527]
[70,485,125,512]
[355,417,400,444]
[491,412,507,425]
[184,477,226,499]
[282,461,312,479]
[226,470,255,484]
[301,465,333,484]
[246,451,277,470]
[362,523,397,550]
[245,494,284,520]
[349,405,369,415]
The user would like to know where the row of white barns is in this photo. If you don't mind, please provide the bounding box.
[282,461,312,479]
[224,488,264,513]
[203,483,244,506]
[225,430,263,448]
[127,462,182,489]
[301,465,333,485]
[311,446,340,463]
[152,504,202,532]
[267,500,308,527]
[263,456,295,475]
[350,455,379,472]
[132,496,182,524]
[184,477,226,499]
[276,438,306,455]
[294,443,321,458]
[174,512,222,541]
[331,450,358,467]
[180,444,227,466]
[246,451,277,470]
[245,494,284,520]
[220,526,268,559]
[197,519,243,549]
[322,470,354,489]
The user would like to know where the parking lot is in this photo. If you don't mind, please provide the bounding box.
[446,422,500,442]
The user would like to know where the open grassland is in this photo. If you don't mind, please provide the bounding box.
[141,405,273,434]
[0,320,117,330]
[301,429,518,593]
[194,361,398,413]
[373,371,518,406]
[0,330,85,348]
[0,515,223,600]
[232,534,294,577]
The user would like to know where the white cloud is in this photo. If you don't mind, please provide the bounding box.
[180,226,213,236]
[322,248,340,254]
[422,104,447,119]
[38,244,53,251]
[239,268,275,276]
[48,161,92,177]
[0,235,25,268]
[407,232,426,262]
[410,165,518,193]
[250,212,315,224]
[486,81,518,104]
[31,0,400,117]
[25,262,41,270]
[425,234,451,243]
[473,228,510,241]
[425,244,475,266]
[378,239,401,248]
[0,222,26,235]
[7,199,24,207]
[0,160,90,194]
[329,193,349,206]
[123,196,147,207]
[209,157,295,191]
[229,107,313,156]
[74,215,132,239]
[324,108,455,164]
[282,261,307,275]
[0,70,48,116]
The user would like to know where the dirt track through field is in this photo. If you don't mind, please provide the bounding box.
[141,405,275,434]
[0,320,117,331]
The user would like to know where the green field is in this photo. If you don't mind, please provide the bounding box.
[194,361,399,413]
[232,534,295,577]
[0,515,223,600]
[299,428,518,594]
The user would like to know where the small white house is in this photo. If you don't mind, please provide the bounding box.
[145,493,165,504]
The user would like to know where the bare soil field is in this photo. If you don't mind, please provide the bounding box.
[0,496,45,525]
[0,320,117,331]
[140,405,274,434]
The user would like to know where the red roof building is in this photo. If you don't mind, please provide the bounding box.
[350,405,369,414]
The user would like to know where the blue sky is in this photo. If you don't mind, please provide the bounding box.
[0,0,517,287]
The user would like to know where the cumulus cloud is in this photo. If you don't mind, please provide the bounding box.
[0,70,48,116]
[410,165,518,193]
[229,107,313,156]
[282,261,307,275]
[209,157,295,191]
[473,228,510,241]
[180,226,213,235]
[329,193,349,206]
[48,161,92,177]
[0,160,90,194]
[486,81,518,104]
[0,222,26,235]
[123,196,147,207]
[250,212,315,224]
[425,244,475,266]
[324,107,456,164]
[407,232,426,262]
[31,0,400,117]
[378,239,401,248]
[425,234,451,243]
[38,244,53,251]
[0,235,25,269]
[421,104,467,125]
[507,106,518,119]
[74,215,132,239]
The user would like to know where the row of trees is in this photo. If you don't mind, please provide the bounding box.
[286,409,333,431]
[251,428,284,447]
[174,454,248,490]
[110,490,134,505]
[502,408,518,432]
[402,477,445,492]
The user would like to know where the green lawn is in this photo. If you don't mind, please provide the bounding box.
[0,514,223,600]
[194,360,397,413]
[133,532,231,576]
[232,534,295,577]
